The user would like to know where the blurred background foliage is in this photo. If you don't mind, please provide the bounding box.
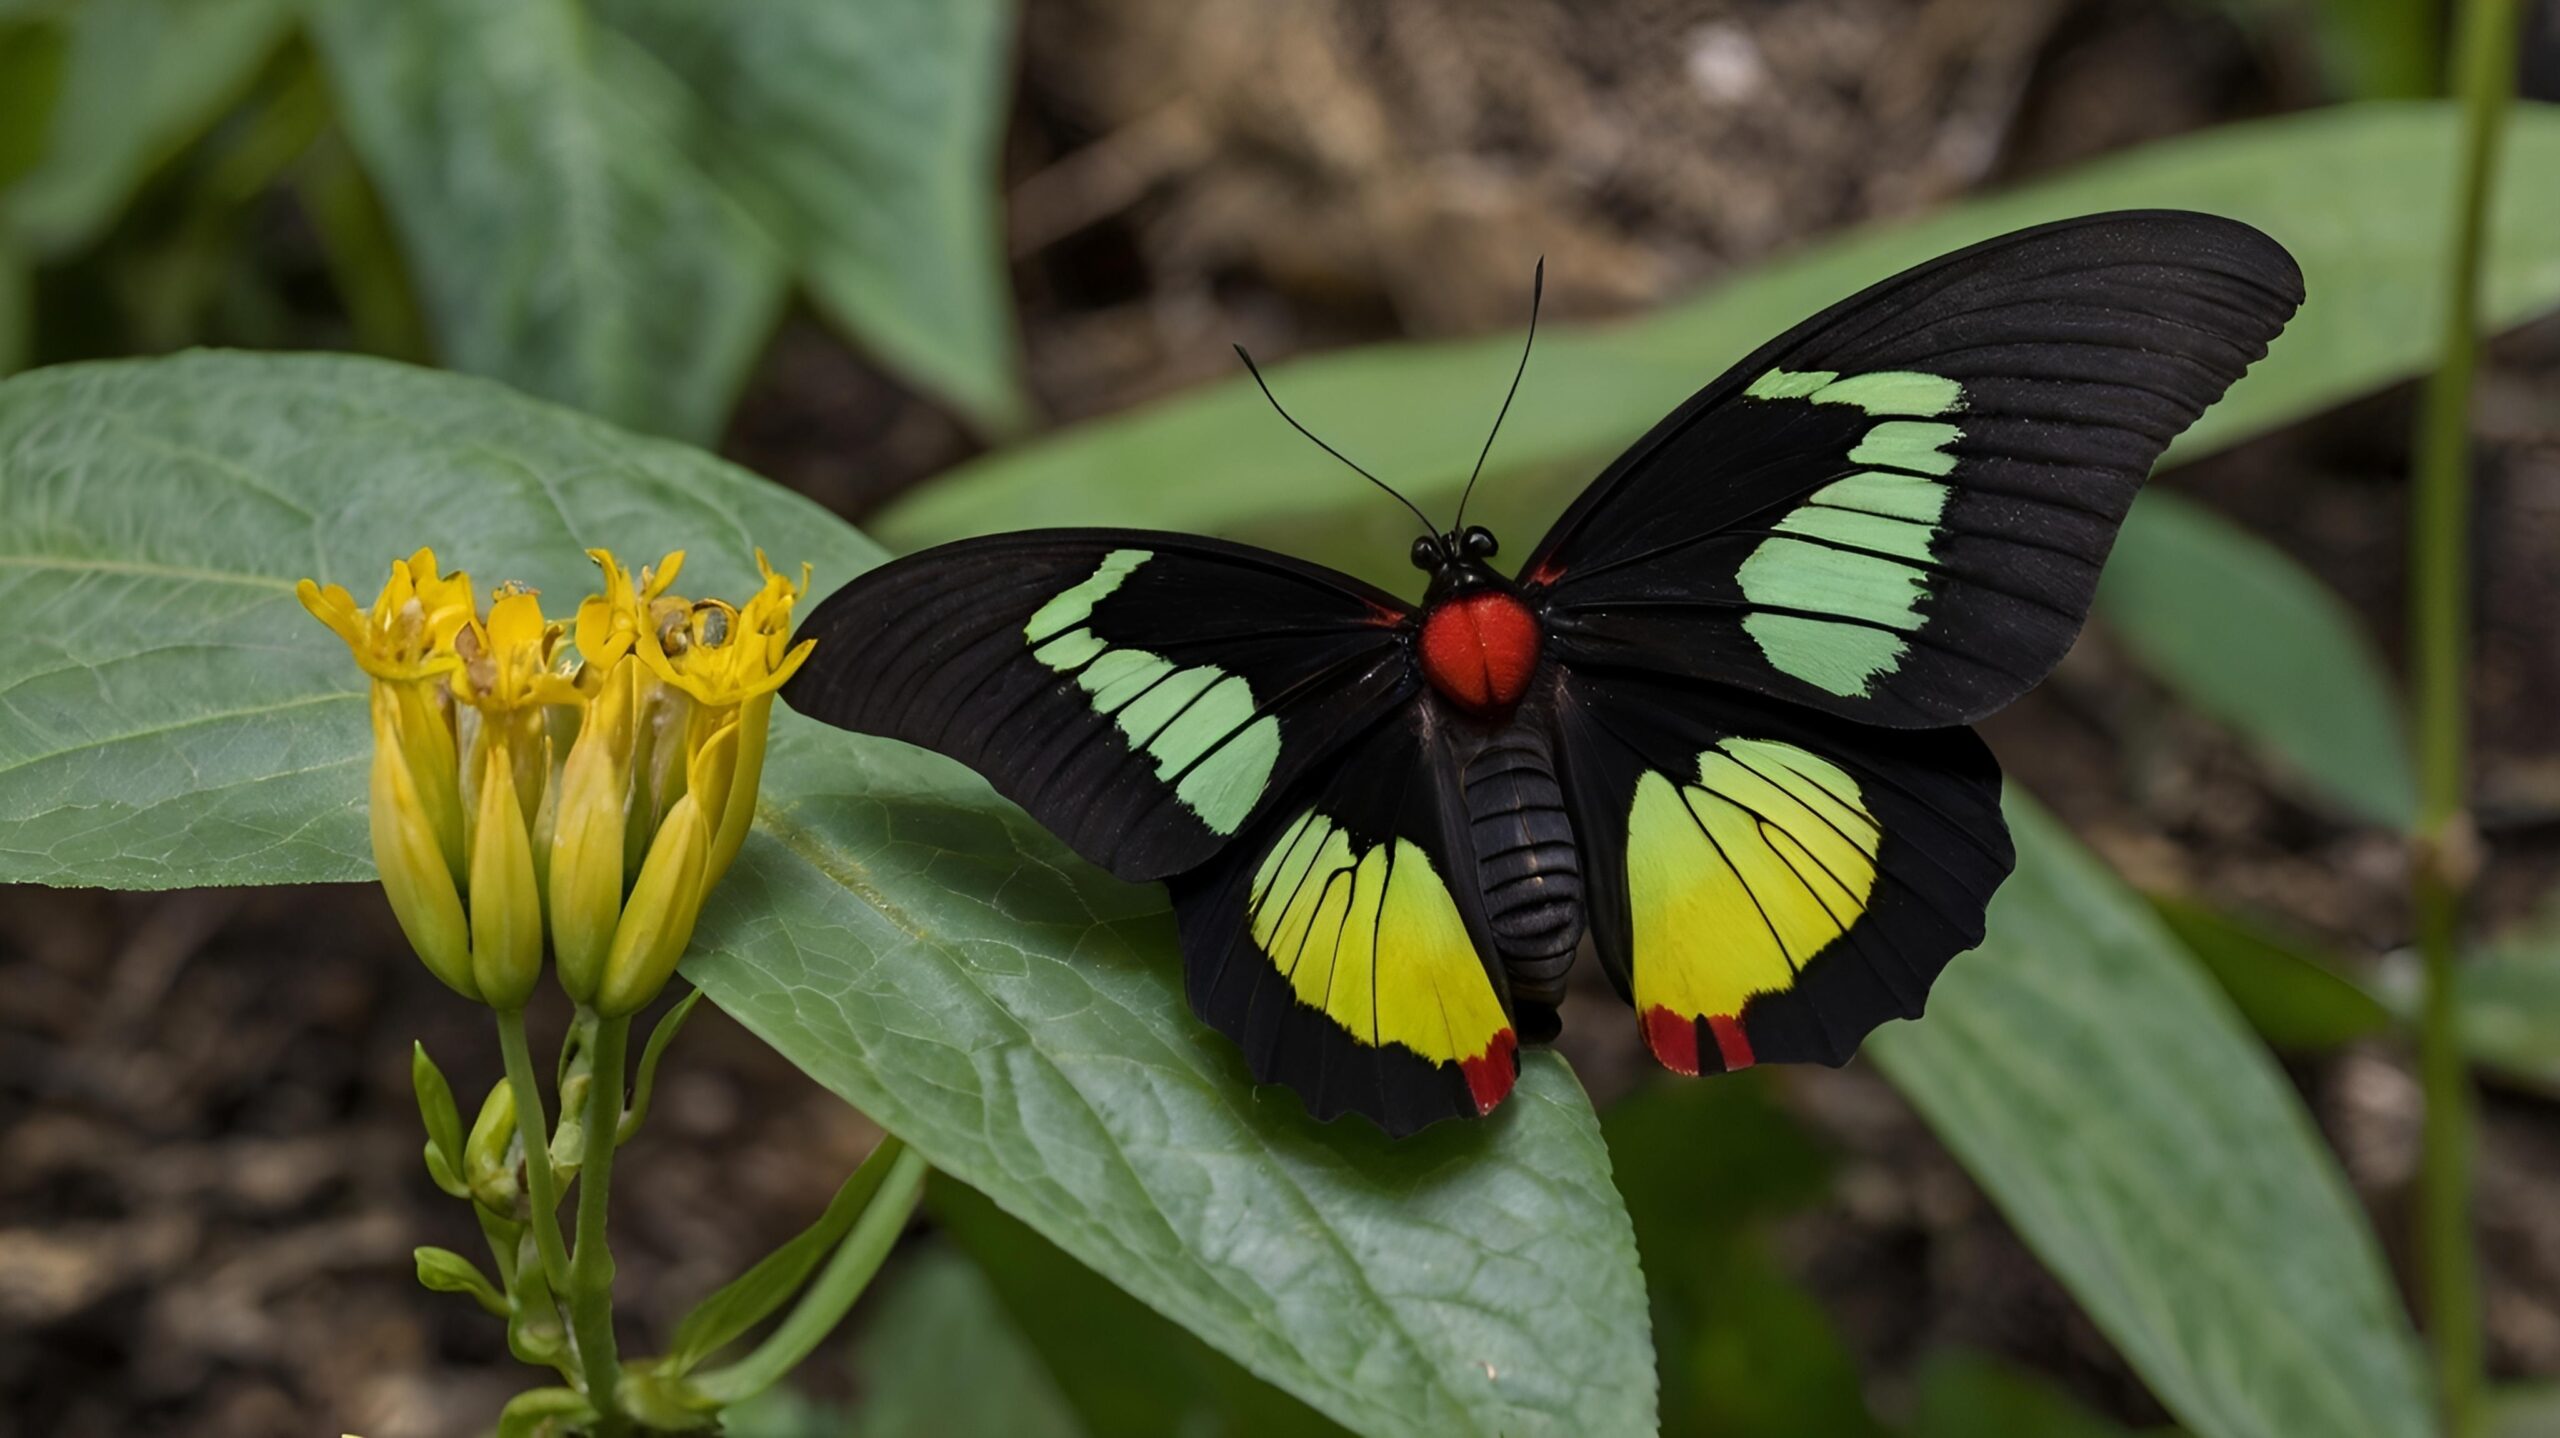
[8,1,2560,1436]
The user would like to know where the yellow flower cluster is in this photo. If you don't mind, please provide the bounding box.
[300,549,813,1015]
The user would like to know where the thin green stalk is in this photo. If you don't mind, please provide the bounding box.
[569,1012,632,1437]
[2411,1,2523,1432]
[496,1009,573,1296]
[686,1140,929,1408]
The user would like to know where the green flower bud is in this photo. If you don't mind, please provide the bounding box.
[411,1042,468,1200]
[550,656,640,1002]
[465,1079,519,1216]
[369,689,476,1001]
[414,1245,508,1317]
[467,731,545,1010]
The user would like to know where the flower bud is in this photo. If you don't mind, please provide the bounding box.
[467,730,545,1010]
[465,1078,520,1216]
[412,1042,469,1200]
[550,655,640,1003]
[415,1246,509,1317]
[370,688,476,1001]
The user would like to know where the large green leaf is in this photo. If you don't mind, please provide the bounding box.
[877,102,2560,594]
[2098,493,2414,828]
[0,0,293,255]
[1872,799,2428,1438]
[594,0,1027,432]
[309,0,787,444]
[0,352,1654,1438]
[850,1244,1088,1438]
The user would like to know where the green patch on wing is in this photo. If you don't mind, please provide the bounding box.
[1737,368,1966,698]
[1024,549,1279,834]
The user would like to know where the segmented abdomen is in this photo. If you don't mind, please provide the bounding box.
[1464,729,1584,1009]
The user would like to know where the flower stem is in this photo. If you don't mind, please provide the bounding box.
[2411,1,2523,1432]
[495,1008,572,1296]
[568,1011,632,1436]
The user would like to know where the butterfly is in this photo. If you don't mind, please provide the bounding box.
[782,210,2303,1136]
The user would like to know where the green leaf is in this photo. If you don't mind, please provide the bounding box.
[309,0,787,443]
[0,0,293,255]
[933,1178,1344,1438]
[876,102,2560,587]
[1907,1349,2153,1438]
[850,1243,1088,1438]
[593,0,1027,432]
[0,352,1656,1438]
[1603,1076,1887,1438]
[2098,493,2415,828]
[1872,799,2429,1438]
[667,1134,910,1376]
[2148,895,2393,1050]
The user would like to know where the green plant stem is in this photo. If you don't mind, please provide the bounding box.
[569,1012,632,1437]
[495,1008,573,1296]
[687,1139,928,1408]
[2411,1,2523,1433]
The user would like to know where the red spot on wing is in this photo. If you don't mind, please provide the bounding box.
[1525,558,1566,589]
[1706,1015,1757,1071]
[1419,591,1542,713]
[1641,1006,1700,1075]
[1460,1028,1520,1114]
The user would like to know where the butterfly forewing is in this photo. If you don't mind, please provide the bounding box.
[783,530,1419,881]
[1528,210,2304,727]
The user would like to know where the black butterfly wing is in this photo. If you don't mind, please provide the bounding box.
[783,530,1418,881]
[1524,210,2303,727]
[1169,701,1521,1137]
[1550,669,2011,1074]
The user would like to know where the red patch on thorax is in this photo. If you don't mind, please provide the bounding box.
[1460,1029,1520,1115]
[1419,590,1541,713]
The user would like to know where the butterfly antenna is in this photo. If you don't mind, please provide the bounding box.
[1452,256,1544,534]
[1234,344,1440,537]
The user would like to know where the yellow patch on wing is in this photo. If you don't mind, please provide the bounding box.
[1627,739,1881,1028]
[1247,809,1511,1072]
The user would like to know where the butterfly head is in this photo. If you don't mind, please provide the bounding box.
[1412,525,1507,603]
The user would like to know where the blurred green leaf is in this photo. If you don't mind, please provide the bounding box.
[0,352,1656,1438]
[2214,0,2441,101]
[594,0,1027,432]
[851,1244,1088,1438]
[2149,894,2393,1049]
[2374,907,2560,1096]
[933,1178,1344,1438]
[1907,1349,2154,1438]
[1873,799,2430,1438]
[0,0,291,255]
[309,0,787,443]
[879,103,2560,593]
[0,18,67,191]
[1603,1077,1885,1438]
[2486,1384,2560,1438]
[2099,492,2415,828]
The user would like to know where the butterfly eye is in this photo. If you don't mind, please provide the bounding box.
[1410,537,1442,571]
[1463,526,1498,558]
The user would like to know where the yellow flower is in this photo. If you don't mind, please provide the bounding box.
[304,552,480,998]
[551,549,812,1016]
[308,547,810,1019]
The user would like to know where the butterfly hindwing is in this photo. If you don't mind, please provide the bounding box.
[783,530,1417,881]
[1528,210,2303,727]
[1553,671,2011,1074]
[1170,704,1521,1136]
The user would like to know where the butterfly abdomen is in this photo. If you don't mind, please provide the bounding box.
[1463,728,1583,1014]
